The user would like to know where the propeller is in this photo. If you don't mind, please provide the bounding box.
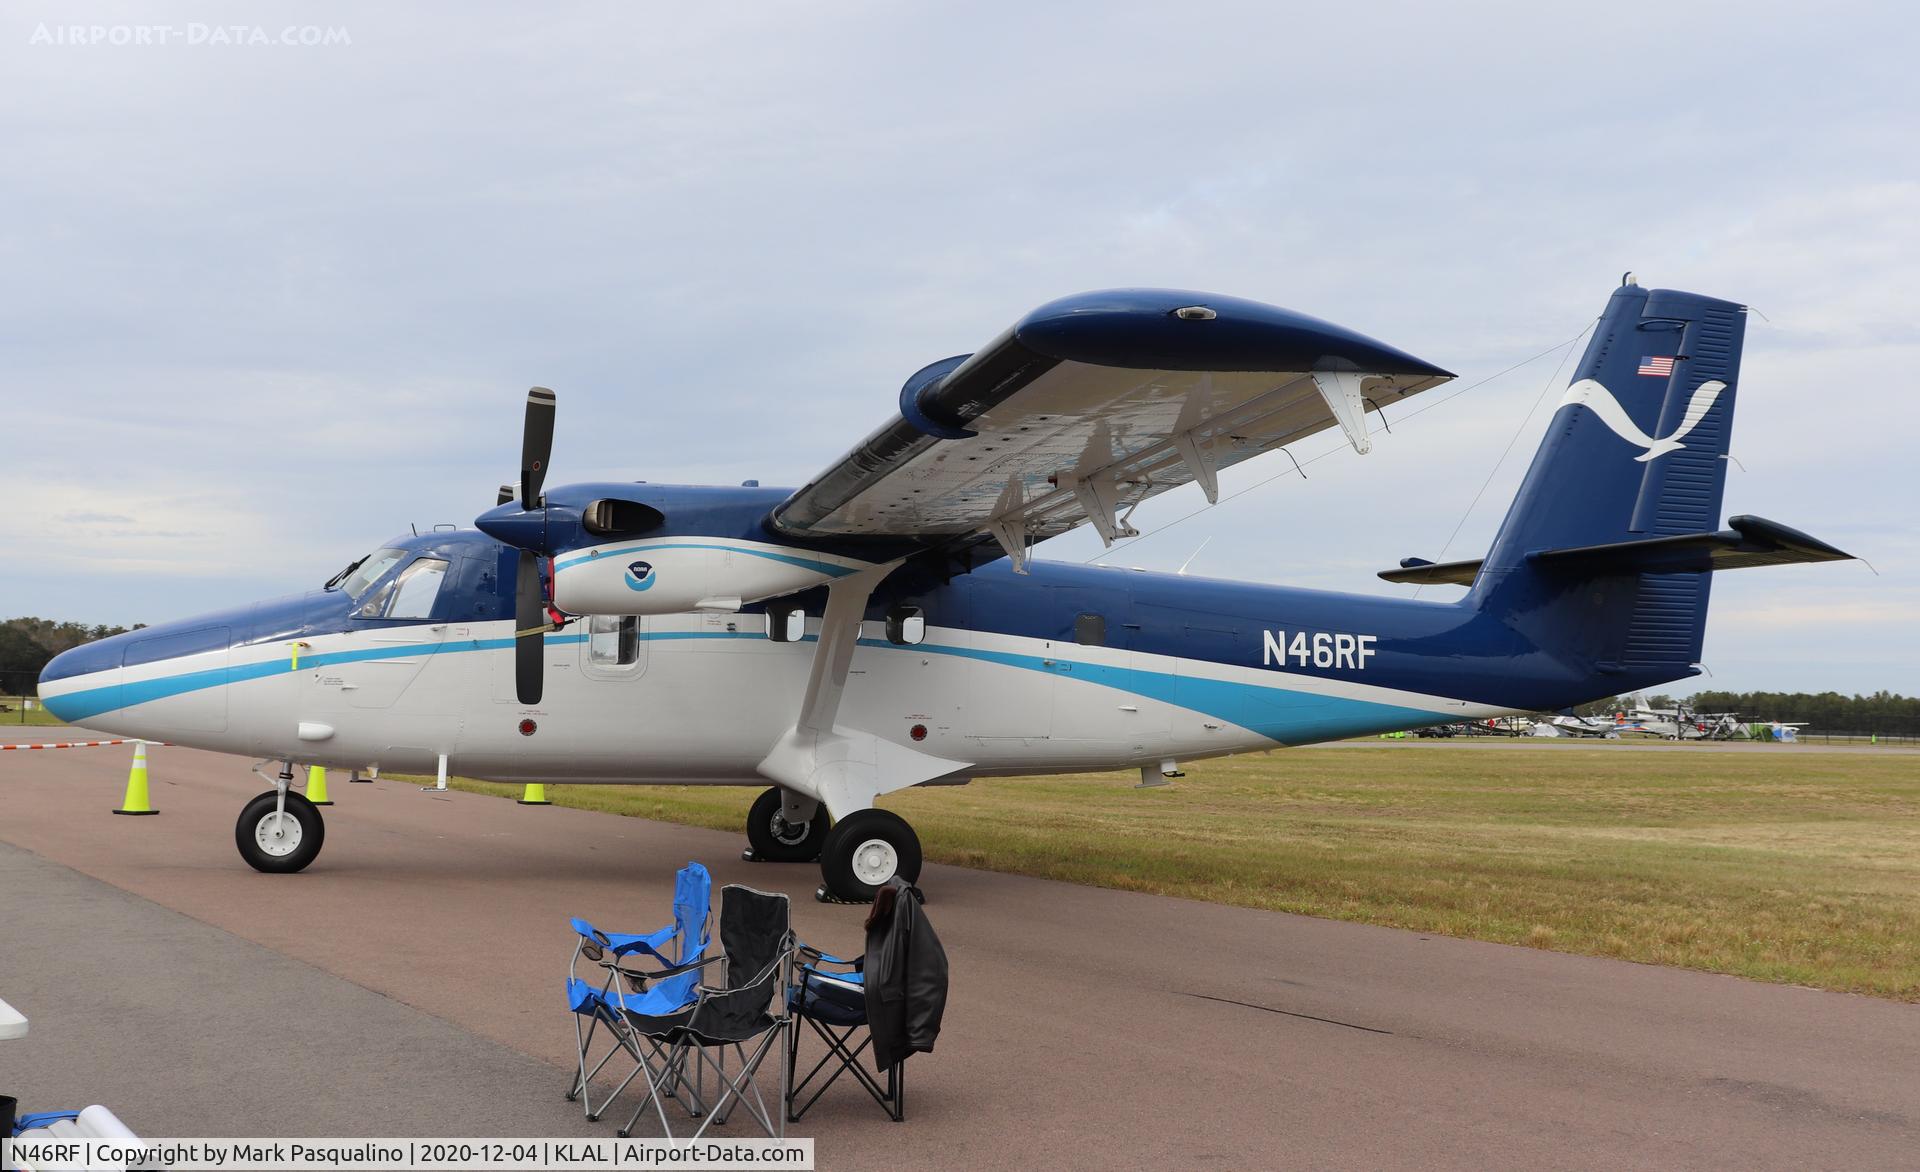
[514,546,547,706]
[508,388,558,705]
[476,385,665,706]
[520,386,556,507]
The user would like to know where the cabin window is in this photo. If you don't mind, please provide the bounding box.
[885,606,926,646]
[588,615,641,666]
[766,603,806,643]
[1074,613,1106,646]
[355,557,449,620]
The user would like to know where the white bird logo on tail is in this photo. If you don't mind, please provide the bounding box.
[1559,378,1726,462]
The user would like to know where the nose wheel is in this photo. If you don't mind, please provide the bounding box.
[817,809,921,903]
[236,790,326,873]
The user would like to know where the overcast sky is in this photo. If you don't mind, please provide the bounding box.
[4,1,1915,696]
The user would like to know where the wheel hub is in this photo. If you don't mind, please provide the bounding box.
[255,810,302,857]
[851,838,899,886]
[769,811,810,846]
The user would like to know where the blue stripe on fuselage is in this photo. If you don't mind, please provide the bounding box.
[41,626,1448,744]
[41,633,591,724]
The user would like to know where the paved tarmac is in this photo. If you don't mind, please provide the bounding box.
[2,743,1917,1170]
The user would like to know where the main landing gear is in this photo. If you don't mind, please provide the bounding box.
[742,786,831,863]
[236,762,326,873]
[740,786,922,903]
[818,808,921,904]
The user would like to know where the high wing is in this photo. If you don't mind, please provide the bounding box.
[769,289,1452,569]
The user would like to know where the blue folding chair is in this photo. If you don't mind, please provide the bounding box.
[565,862,711,1120]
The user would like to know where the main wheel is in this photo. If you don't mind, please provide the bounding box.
[818,809,921,903]
[235,790,325,874]
[745,787,831,863]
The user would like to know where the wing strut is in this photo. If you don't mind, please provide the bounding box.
[756,563,972,819]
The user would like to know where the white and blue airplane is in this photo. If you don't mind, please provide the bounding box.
[37,280,1852,900]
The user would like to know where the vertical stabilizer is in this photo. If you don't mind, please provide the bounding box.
[1474,282,1747,680]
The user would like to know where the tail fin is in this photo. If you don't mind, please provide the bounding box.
[1474,281,1748,683]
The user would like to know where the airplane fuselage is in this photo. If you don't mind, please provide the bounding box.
[38,524,1667,785]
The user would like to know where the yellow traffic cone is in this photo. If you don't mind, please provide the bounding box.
[307,764,333,806]
[517,783,551,806]
[113,741,158,816]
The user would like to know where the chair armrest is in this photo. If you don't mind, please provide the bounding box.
[643,953,727,984]
[605,923,678,959]
[796,942,861,970]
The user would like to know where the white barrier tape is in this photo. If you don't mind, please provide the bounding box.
[0,740,171,750]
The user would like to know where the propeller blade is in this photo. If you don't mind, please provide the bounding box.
[520,386,556,507]
[497,484,515,506]
[514,550,545,706]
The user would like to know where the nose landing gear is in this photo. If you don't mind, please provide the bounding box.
[236,761,325,873]
[236,789,325,873]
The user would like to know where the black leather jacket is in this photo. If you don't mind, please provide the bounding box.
[863,877,949,1069]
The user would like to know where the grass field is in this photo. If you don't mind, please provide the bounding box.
[0,697,64,728]
[444,744,1920,1000]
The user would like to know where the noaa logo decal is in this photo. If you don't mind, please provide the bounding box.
[1561,378,1726,463]
[623,560,656,591]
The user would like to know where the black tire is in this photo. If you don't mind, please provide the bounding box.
[235,790,325,873]
[746,787,831,863]
[818,809,921,903]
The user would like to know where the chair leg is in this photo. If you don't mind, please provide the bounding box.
[786,1014,907,1123]
[785,1015,801,1124]
[778,1019,790,1138]
[617,1044,683,1140]
[568,1014,593,1105]
[685,1030,784,1140]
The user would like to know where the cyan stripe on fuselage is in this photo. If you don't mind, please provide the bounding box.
[41,625,1455,744]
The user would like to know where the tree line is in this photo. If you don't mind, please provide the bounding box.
[1568,689,1918,731]
[1682,690,1920,732]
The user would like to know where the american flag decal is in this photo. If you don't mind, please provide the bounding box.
[1637,355,1676,377]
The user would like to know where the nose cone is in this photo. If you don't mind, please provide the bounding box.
[38,614,242,735]
[38,632,135,726]
[475,502,580,554]
[476,504,548,551]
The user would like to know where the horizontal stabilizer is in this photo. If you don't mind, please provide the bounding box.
[1378,556,1483,586]
[1380,515,1850,587]
[1528,514,1853,575]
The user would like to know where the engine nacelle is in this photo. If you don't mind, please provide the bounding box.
[551,537,874,615]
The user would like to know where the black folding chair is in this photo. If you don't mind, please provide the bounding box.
[784,947,904,1123]
[616,884,794,1139]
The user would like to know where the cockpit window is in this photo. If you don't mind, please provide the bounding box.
[334,547,407,601]
[353,557,450,620]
